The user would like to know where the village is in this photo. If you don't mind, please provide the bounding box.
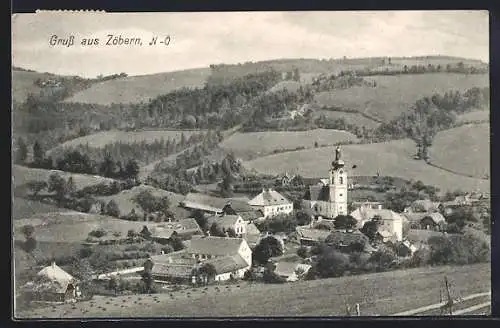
[15,144,490,316]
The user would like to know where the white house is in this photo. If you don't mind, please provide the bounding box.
[248,188,293,218]
[206,214,247,236]
[350,208,404,242]
[273,262,311,282]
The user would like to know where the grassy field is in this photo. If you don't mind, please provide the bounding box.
[430,123,490,179]
[313,109,381,129]
[12,165,117,190]
[12,70,57,103]
[16,263,490,318]
[98,184,190,219]
[12,197,70,220]
[244,138,489,193]
[456,110,489,124]
[268,80,303,93]
[219,129,359,160]
[314,73,489,122]
[47,129,205,153]
[64,68,211,105]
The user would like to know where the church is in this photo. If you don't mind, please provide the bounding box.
[303,146,349,219]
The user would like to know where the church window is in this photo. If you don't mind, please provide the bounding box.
[339,177,344,184]
[340,193,343,197]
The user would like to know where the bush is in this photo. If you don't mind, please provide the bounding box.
[315,248,350,278]
[428,234,490,266]
[297,246,309,258]
[88,229,107,238]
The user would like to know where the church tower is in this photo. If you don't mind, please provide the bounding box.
[328,146,348,218]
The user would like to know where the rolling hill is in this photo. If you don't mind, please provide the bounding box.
[456,110,489,124]
[243,136,489,193]
[219,129,359,160]
[314,73,489,122]
[12,70,58,103]
[12,197,70,220]
[430,123,490,179]
[64,68,211,105]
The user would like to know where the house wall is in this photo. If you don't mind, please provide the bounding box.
[256,203,293,218]
[234,217,247,235]
[379,218,403,241]
[214,267,248,281]
[238,240,253,266]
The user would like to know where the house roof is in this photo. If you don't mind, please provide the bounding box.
[248,189,291,206]
[151,262,194,278]
[403,212,445,225]
[37,262,74,283]
[182,193,253,212]
[304,185,330,201]
[186,236,245,257]
[274,262,311,277]
[239,210,264,221]
[150,218,202,239]
[246,223,261,235]
[204,254,249,274]
[21,278,74,294]
[206,214,242,229]
[242,233,261,246]
[350,208,406,227]
[296,227,331,242]
[378,230,393,238]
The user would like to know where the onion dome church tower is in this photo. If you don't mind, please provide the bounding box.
[328,146,348,217]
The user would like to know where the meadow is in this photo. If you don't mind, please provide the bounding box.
[313,109,381,129]
[16,263,490,318]
[430,123,490,179]
[12,165,117,190]
[12,197,70,220]
[12,70,58,103]
[456,110,489,124]
[64,68,211,105]
[219,129,359,160]
[243,137,489,193]
[314,73,489,122]
[48,129,205,152]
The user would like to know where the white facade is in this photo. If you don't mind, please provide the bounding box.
[328,165,348,217]
[261,203,294,218]
[214,268,248,281]
[248,189,293,219]
[378,215,403,242]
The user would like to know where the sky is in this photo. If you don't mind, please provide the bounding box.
[12,11,489,78]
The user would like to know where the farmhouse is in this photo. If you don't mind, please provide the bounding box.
[248,188,293,218]
[296,227,332,246]
[273,262,312,282]
[303,146,348,219]
[403,212,446,231]
[206,214,247,236]
[149,218,203,243]
[148,237,252,283]
[242,222,262,248]
[350,208,404,242]
[351,201,383,211]
[21,262,80,303]
[181,192,253,216]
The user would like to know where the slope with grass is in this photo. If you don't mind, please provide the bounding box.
[313,109,381,129]
[456,110,489,124]
[12,70,56,103]
[64,68,211,105]
[17,263,490,318]
[97,184,190,219]
[315,73,489,122]
[12,197,70,220]
[12,165,117,190]
[430,123,490,179]
[47,129,205,153]
[219,129,359,161]
[244,138,489,193]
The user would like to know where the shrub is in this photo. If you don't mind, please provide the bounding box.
[88,229,107,238]
[297,246,309,258]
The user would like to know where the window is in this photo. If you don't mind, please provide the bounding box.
[339,193,343,197]
[339,177,344,185]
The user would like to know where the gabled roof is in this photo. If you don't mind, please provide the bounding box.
[304,185,330,201]
[403,212,445,225]
[274,262,311,277]
[182,193,253,212]
[151,262,194,278]
[245,223,261,235]
[187,236,246,257]
[296,227,331,242]
[37,262,74,283]
[149,218,202,239]
[239,210,264,221]
[205,254,249,274]
[206,214,242,229]
[350,208,406,227]
[249,189,291,206]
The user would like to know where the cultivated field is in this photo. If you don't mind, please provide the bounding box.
[64,68,211,105]
[219,129,359,160]
[456,110,489,124]
[12,165,117,190]
[314,73,489,122]
[48,129,205,152]
[98,184,190,219]
[430,123,490,179]
[244,138,489,193]
[16,263,490,318]
[12,197,70,220]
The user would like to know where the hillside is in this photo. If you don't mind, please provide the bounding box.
[12,70,56,103]
[456,110,489,124]
[430,123,490,179]
[12,197,70,220]
[219,129,359,160]
[314,73,489,122]
[47,129,205,154]
[64,68,211,105]
[18,263,490,317]
[12,165,117,190]
[244,138,489,193]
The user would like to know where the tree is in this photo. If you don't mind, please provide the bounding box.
[219,174,234,197]
[127,229,138,239]
[133,190,157,217]
[15,137,28,164]
[253,236,283,265]
[169,233,184,251]
[125,159,140,181]
[66,177,76,196]
[297,246,309,258]
[141,260,154,293]
[209,222,225,237]
[140,226,152,240]
[156,196,171,218]
[314,222,332,230]
[26,180,48,197]
[295,211,311,226]
[198,263,217,285]
[108,276,119,296]
[333,215,358,230]
[105,200,121,217]
[99,153,116,178]
[33,141,44,165]
[47,173,68,201]
[361,220,379,241]
[191,209,207,232]
[315,248,350,278]
[70,258,94,298]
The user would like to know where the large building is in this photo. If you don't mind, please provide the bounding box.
[248,188,293,218]
[303,146,348,219]
[350,207,405,242]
